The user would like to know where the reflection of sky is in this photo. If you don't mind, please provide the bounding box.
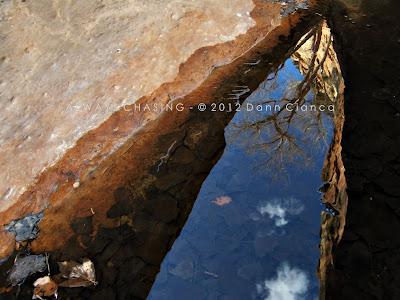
[257,262,309,300]
[148,58,334,300]
[258,197,304,227]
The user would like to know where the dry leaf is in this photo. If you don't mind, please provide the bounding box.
[57,259,97,288]
[211,196,232,206]
[33,276,58,299]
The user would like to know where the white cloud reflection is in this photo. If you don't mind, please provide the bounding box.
[257,263,309,300]
[258,197,304,227]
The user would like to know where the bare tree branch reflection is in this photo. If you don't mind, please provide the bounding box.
[227,21,342,179]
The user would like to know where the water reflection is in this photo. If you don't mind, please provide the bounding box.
[256,263,309,300]
[149,22,340,300]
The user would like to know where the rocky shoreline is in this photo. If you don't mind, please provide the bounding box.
[0,1,324,298]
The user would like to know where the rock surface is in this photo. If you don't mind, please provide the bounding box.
[0,0,280,255]
[0,0,257,212]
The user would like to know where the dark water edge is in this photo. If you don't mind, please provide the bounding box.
[324,0,400,299]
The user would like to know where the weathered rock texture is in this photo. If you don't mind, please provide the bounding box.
[0,0,281,257]
[0,0,323,298]
[0,0,257,213]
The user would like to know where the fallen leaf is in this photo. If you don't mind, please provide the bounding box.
[57,259,97,288]
[211,196,232,206]
[33,276,58,299]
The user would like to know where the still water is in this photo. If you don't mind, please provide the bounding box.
[149,27,336,299]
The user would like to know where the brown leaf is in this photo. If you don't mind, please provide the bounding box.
[57,259,97,288]
[211,196,232,206]
[33,276,58,299]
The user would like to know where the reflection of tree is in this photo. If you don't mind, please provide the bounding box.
[228,22,341,178]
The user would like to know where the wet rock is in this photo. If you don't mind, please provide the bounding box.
[143,193,178,223]
[70,216,93,236]
[154,171,188,191]
[169,146,196,165]
[117,257,146,282]
[133,233,171,265]
[8,254,47,286]
[101,262,117,285]
[91,287,116,300]
[107,187,135,218]
[98,242,121,263]
[346,174,366,192]
[382,194,400,217]
[372,169,400,196]
[118,279,153,300]
[5,212,44,242]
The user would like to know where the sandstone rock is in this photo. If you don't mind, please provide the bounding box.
[0,0,256,213]
[0,0,283,260]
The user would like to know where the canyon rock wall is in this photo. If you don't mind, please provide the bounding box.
[290,21,347,299]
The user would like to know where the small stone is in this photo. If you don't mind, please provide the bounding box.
[73,181,80,189]
[8,255,47,286]
[5,212,44,242]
